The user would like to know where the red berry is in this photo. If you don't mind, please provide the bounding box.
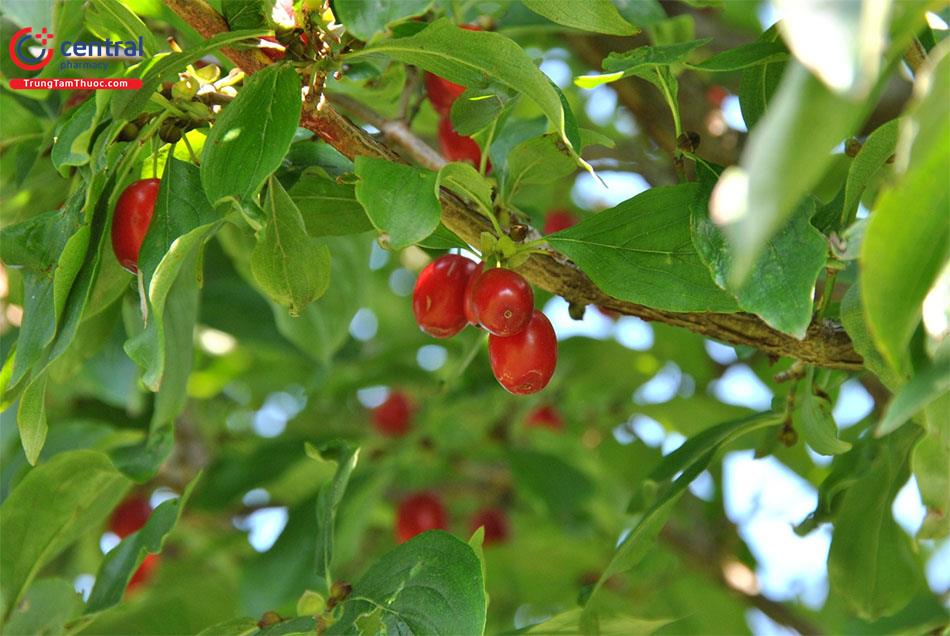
[469,507,509,546]
[425,74,466,116]
[412,254,477,338]
[372,391,412,437]
[463,262,484,326]
[543,209,577,234]
[706,85,729,108]
[470,268,534,337]
[438,117,484,168]
[128,554,159,592]
[396,492,447,543]
[112,178,161,273]
[489,310,557,395]
[526,405,564,431]
[110,496,152,538]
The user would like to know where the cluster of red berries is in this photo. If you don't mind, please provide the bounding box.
[412,254,557,394]
[108,496,160,592]
[425,25,487,169]
[395,492,508,547]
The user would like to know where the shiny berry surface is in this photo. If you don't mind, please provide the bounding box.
[463,262,484,326]
[412,254,477,338]
[470,268,534,337]
[112,178,161,273]
[489,310,557,395]
[525,405,564,431]
[469,507,509,546]
[109,496,152,538]
[438,117,483,167]
[396,492,447,543]
[372,391,412,437]
[543,209,577,234]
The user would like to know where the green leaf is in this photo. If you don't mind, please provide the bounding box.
[87,0,161,56]
[737,26,787,129]
[689,41,789,72]
[449,85,516,137]
[588,413,781,612]
[796,376,852,456]
[522,0,638,36]
[436,161,493,215]
[307,440,360,586]
[0,450,129,618]
[416,224,469,250]
[3,578,83,636]
[50,97,98,175]
[861,46,950,372]
[509,449,593,516]
[714,62,866,283]
[773,0,891,96]
[139,157,218,292]
[612,0,667,27]
[354,156,441,250]
[201,64,302,204]
[1,189,88,387]
[690,165,825,337]
[840,282,904,390]
[111,28,269,121]
[913,425,950,540]
[15,372,48,466]
[288,169,372,237]
[85,474,199,613]
[328,531,487,635]
[841,119,899,226]
[195,617,260,636]
[526,609,674,635]
[222,0,268,31]
[334,0,433,42]
[503,133,577,201]
[828,426,923,620]
[352,19,578,153]
[547,184,739,312]
[251,178,331,316]
[877,354,950,437]
[575,39,710,89]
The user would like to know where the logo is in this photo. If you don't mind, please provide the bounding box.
[10,27,55,71]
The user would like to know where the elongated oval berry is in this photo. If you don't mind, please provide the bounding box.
[112,178,161,273]
[396,492,447,543]
[489,310,557,395]
[471,267,534,336]
[412,254,477,338]
[127,554,159,592]
[372,391,412,437]
[438,117,483,167]
[463,262,484,325]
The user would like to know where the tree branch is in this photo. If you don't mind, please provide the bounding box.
[166,0,863,371]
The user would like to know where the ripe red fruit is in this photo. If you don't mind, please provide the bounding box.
[425,74,466,116]
[260,35,286,61]
[438,117,484,168]
[470,268,534,337]
[706,85,729,108]
[526,405,564,431]
[412,254,478,338]
[128,554,159,592]
[469,507,509,546]
[543,209,577,234]
[110,496,152,538]
[489,310,557,395]
[372,391,412,437]
[463,262,484,325]
[396,492,447,543]
[112,178,161,273]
